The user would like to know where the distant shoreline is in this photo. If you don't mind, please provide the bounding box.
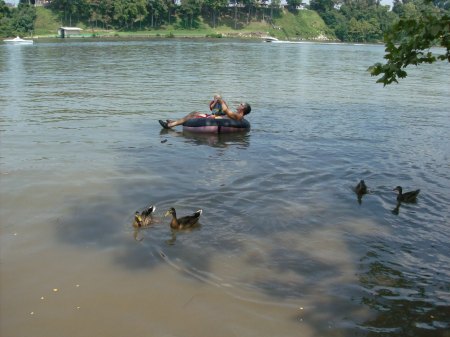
[28,30,341,43]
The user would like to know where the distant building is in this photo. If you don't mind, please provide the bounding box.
[35,1,51,6]
[227,0,307,8]
[7,0,50,6]
[58,27,83,38]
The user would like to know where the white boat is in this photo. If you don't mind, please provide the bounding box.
[3,36,34,44]
[262,36,280,43]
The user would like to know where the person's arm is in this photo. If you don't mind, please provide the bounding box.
[209,99,215,111]
[210,95,222,111]
[220,100,243,121]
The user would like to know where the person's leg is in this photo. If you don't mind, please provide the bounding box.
[159,111,202,129]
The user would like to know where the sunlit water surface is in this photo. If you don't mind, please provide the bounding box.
[1,39,449,337]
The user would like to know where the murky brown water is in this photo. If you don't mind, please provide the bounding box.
[1,39,449,337]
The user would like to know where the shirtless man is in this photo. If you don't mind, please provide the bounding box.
[159,98,251,129]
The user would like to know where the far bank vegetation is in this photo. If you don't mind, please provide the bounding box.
[2,0,448,43]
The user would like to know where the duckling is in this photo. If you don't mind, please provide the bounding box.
[393,186,420,203]
[165,207,202,230]
[133,205,156,228]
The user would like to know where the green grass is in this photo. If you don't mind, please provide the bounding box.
[271,10,334,40]
[33,7,61,36]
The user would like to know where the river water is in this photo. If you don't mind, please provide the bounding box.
[1,39,449,337]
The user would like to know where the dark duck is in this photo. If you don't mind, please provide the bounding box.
[355,180,368,195]
[133,205,156,228]
[165,207,202,230]
[354,180,368,204]
[393,186,420,203]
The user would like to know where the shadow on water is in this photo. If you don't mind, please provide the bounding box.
[55,199,450,334]
[43,106,449,337]
[358,246,450,337]
[52,126,450,337]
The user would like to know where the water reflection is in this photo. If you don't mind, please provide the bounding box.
[1,44,28,114]
[391,202,401,215]
[159,128,250,148]
[165,225,203,246]
[359,248,450,336]
[391,199,420,215]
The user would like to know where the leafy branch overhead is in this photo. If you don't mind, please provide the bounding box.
[369,4,449,85]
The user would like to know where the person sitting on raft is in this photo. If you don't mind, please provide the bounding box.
[159,98,251,129]
[209,94,226,116]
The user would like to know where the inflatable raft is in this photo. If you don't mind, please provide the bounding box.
[183,118,250,133]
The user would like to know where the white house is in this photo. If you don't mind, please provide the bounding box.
[58,27,83,38]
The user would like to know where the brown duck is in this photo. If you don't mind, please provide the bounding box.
[133,205,156,228]
[165,207,202,230]
[393,186,420,203]
[355,179,368,204]
[355,180,368,195]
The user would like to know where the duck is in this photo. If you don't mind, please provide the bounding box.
[393,186,420,203]
[355,180,368,196]
[165,207,202,230]
[133,205,156,228]
[354,180,368,204]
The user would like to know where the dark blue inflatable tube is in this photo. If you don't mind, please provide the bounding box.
[183,118,250,133]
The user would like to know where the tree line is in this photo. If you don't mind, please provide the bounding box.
[46,0,288,30]
[311,0,449,42]
[1,0,449,46]
[1,1,36,36]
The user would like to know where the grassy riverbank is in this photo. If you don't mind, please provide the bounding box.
[33,6,334,41]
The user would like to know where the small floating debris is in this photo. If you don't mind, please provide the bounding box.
[53,288,59,293]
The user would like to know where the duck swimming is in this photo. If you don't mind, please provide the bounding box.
[354,180,368,204]
[355,180,368,195]
[393,186,420,203]
[165,207,202,230]
[133,205,156,228]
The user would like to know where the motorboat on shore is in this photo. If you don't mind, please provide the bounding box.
[262,36,280,43]
[3,36,34,44]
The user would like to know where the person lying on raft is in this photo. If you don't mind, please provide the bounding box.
[159,98,251,129]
